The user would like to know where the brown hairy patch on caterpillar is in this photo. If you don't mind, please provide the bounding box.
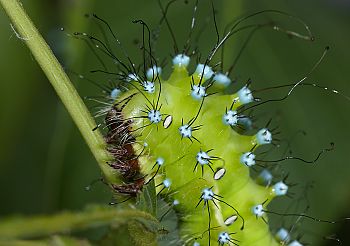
[104,94,144,195]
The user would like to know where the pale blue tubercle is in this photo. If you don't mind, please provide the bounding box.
[195,64,214,81]
[148,110,162,124]
[196,150,210,165]
[218,232,231,245]
[240,152,256,167]
[256,169,273,186]
[273,181,289,196]
[238,86,254,104]
[223,110,238,126]
[256,128,273,145]
[179,124,192,138]
[146,66,162,80]
[110,88,121,99]
[156,157,165,166]
[201,188,214,201]
[173,54,190,68]
[252,204,265,217]
[191,84,207,100]
[126,73,139,82]
[143,81,155,93]
[288,240,303,246]
[214,73,232,87]
[163,178,171,188]
[275,228,290,243]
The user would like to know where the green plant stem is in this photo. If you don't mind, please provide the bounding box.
[0,206,159,239]
[0,0,120,184]
[0,236,92,246]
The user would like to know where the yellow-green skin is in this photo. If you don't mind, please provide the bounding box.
[117,64,281,246]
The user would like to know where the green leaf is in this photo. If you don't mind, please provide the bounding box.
[128,221,158,246]
[136,180,157,216]
[98,226,132,246]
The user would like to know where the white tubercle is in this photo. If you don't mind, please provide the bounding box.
[288,240,303,246]
[273,181,289,196]
[251,204,264,217]
[218,232,231,245]
[191,84,207,100]
[179,124,192,138]
[256,169,273,186]
[195,64,214,81]
[163,178,171,188]
[237,86,254,104]
[173,54,190,68]
[148,110,162,124]
[223,110,238,126]
[256,128,272,145]
[196,151,210,165]
[156,157,165,166]
[126,73,139,82]
[214,73,232,87]
[143,81,155,93]
[240,152,256,167]
[201,188,214,201]
[238,116,253,131]
[146,66,162,80]
[275,228,290,243]
[110,88,121,99]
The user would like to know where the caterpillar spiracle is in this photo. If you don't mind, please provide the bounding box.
[75,1,349,245]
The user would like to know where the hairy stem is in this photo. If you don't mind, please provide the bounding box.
[0,0,120,184]
[0,206,159,239]
[1,236,92,246]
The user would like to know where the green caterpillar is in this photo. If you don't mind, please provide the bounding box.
[93,4,324,246]
[110,59,286,245]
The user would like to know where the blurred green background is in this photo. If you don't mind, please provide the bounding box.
[0,0,349,245]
